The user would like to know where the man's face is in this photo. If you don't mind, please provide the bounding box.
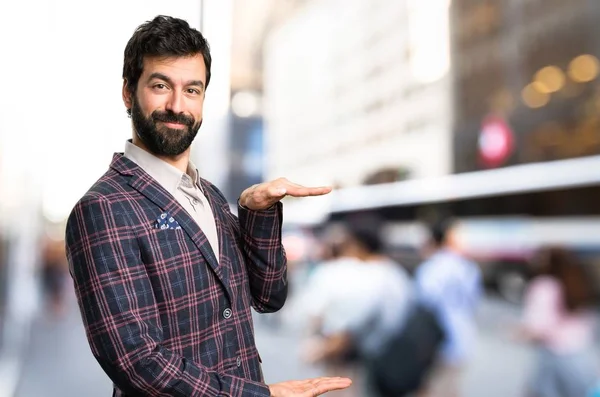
[125,55,206,156]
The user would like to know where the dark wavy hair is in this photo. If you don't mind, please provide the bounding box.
[537,247,595,311]
[428,217,456,247]
[122,15,212,100]
[344,214,385,254]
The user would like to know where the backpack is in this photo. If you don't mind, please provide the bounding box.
[366,303,445,396]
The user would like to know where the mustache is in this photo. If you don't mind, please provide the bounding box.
[152,110,195,127]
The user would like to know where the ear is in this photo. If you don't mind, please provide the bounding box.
[122,80,133,112]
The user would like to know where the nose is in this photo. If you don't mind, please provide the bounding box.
[165,91,184,114]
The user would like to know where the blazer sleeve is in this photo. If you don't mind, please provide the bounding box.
[65,194,271,397]
[235,202,288,313]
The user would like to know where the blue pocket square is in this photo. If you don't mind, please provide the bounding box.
[155,212,181,230]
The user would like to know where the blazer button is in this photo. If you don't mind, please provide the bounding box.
[223,308,233,319]
[236,356,242,367]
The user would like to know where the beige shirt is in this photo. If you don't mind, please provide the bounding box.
[124,141,219,261]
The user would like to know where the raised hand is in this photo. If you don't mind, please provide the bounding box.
[269,377,353,397]
[240,177,332,211]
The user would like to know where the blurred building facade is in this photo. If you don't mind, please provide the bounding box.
[261,0,454,188]
[224,105,266,201]
[220,0,303,201]
[451,0,600,172]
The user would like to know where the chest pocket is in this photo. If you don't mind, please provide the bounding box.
[140,227,215,301]
[141,228,188,263]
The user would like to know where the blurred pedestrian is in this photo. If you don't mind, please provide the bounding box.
[40,235,68,318]
[298,215,413,397]
[516,247,598,397]
[415,218,482,397]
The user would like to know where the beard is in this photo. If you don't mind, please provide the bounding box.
[130,97,202,156]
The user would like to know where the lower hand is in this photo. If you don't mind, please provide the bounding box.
[269,377,352,397]
[240,178,332,211]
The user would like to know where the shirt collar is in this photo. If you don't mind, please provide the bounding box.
[123,140,203,195]
[185,161,202,190]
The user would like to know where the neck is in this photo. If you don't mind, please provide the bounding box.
[342,248,373,262]
[365,253,385,262]
[132,136,190,174]
[440,244,459,255]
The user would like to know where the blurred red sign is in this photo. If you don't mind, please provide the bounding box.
[478,115,514,168]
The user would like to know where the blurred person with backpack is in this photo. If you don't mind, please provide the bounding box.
[414,218,483,397]
[297,215,414,396]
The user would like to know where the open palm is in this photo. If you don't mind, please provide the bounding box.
[269,377,352,397]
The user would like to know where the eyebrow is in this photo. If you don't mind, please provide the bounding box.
[148,72,205,90]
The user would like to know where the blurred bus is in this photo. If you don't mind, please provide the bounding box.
[284,155,600,304]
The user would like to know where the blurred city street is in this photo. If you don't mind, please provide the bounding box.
[2,1,600,397]
[13,290,534,397]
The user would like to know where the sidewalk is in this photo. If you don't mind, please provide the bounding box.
[10,293,537,397]
[13,291,110,397]
[0,316,31,397]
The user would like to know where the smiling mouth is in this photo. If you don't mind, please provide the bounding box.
[160,121,187,128]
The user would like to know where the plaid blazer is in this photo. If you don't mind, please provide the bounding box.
[65,153,288,397]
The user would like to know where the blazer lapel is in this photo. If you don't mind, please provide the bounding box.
[111,154,233,300]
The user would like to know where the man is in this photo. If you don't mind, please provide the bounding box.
[65,15,351,397]
[414,219,482,397]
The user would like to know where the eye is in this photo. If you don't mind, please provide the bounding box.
[187,88,201,95]
[153,83,167,90]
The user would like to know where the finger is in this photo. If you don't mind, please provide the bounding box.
[284,181,332,192]
[279,179,331,190]
[315,378,352,391]
[272,177,334,191]
[276,178,332,191]
[280,179,308,189]
[307,377,348,383]
[298,377,344,387]
[313,377,352,385]
[283,186,332,198]
[303,378,353,396]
